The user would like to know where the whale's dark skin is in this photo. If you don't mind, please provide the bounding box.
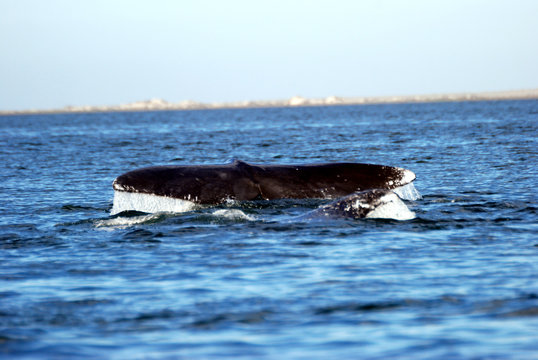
[113,160,415,205]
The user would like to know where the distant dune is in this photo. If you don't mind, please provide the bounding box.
[1,89,537,115]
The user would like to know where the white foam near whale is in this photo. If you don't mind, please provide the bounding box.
[212,209,256,221]
[95,213,163,229]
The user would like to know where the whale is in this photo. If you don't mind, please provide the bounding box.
[306,189,415,221]
[111,160,418,215]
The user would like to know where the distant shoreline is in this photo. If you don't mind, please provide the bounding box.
[1,89,537,116]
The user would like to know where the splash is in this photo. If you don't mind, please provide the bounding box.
[393,182,422,201]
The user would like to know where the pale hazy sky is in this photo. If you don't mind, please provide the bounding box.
[1,0,537,110]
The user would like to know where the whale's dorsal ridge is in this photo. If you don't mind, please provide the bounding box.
[232,159,251,168]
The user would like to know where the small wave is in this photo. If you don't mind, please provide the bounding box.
[314,301,401,315]
[61,204,104,212]
[501,307,538,318]
[95,213,165,229]
[187,310,273,329]
[212,209,256,221]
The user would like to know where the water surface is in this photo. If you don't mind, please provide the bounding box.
[1,100,537,359]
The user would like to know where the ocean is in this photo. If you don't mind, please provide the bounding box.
[1,100,537,359]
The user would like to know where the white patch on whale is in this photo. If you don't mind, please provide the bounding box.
[398,168,416,187]
[110,190,197,215]
[364,192,416,220]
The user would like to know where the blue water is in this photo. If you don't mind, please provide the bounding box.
[1,101,537,359]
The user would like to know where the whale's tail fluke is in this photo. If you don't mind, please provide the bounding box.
[112,161,417,207]
[309,189,416,221]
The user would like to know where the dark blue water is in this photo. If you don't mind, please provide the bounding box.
[1,101,537,359]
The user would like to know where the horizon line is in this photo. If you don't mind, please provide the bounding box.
[1,88,537,116]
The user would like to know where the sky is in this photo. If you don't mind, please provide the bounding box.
[1,0,537,111]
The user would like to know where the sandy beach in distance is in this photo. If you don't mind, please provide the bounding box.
[1,88,537,116]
